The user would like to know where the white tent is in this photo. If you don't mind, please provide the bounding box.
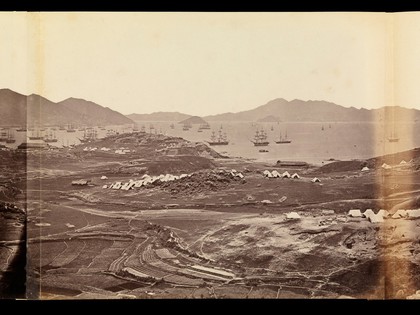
[369,214,384,223]
[400,160,407,165]
[142,174,150,179]
[361,166,369,172]
[291,173,300,179]
[231,169,237,173]
[311,177,321,183]
[237,173,244,179]
[377,209,390,218]
[348,209,362,217]
[134,180,144,188]
[407,209,420,218]
[282,171,291,178]
[100,175,108,180]
[112,182,122,190]
[363,209,375,219]
[381,163,391,169]
[271,170,281,178]
[102,185,108,189]
[263,170,273,178]
[392,209,408,219]
[286,212,301,219]
[261,199,273,204]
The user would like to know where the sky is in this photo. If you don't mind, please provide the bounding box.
[1,12,420,116]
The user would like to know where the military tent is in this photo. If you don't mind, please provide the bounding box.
[369,214,384,223]
[377,209,390,218]
[263,170,273,178]
[361,166,369,172]
[311,177,321,183]
[291,173,300,179]
[363,209,375,219]
[286,212,301,219]
[271,170,281,178]
[282,171,291,178]
[348,209,362,217]
[407,209,420,218]
[392,209,408,219]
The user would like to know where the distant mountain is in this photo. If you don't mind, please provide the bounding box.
[203,98,420,122]
[58,98,132,126]
[257,115,281,123]
[0,89,133,126]
[127,112,191,122]
[179,116,208,125]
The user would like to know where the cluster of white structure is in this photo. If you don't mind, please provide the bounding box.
[103,173,191,190]
[263,170,300,179]
[348,208,420,223]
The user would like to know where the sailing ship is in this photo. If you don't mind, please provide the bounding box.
[0,129,8,142]
[170,123,175,129]
[5,129,16,143]
[79,127,97,143]
[149,124,155,133]
[132,124,139,132]
[44,130,58,143]
[59,125,66,131]
[207,128,229,146]
[16,127,27,132]
[182,123,192,131]
[140,125,146,133]
[251,129,269,146]
[388,131,399,143]
[66,124,76,132]
[275,130,292,144]
[198,123,211,130]
[28,128,43,140]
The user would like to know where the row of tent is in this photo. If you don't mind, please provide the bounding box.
[348,208,420,223]
[381,159,415,170]
[82,147,134,154]
[263,170,300,179]
[263,170,321,183]
[104,173,192,190]
[103,169,245,190]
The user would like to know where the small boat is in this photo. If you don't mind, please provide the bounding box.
[16,127,27,132]
[259,149,269,153]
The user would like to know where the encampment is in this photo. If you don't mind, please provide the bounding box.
[291,173,300,179]
[282,171,291,178]
[311,177,321,183]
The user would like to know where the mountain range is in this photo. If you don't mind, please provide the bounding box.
[0,89,133,126]
[129,98,420,123]
[127,112,191,122]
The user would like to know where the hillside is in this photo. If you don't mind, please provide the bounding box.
[179,116,208,125]
[59,98,132,126]
[203,98,420,122]
[0,89,133,126]
[127,112,191,122]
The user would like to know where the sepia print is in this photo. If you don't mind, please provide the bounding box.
[1,12,420,299]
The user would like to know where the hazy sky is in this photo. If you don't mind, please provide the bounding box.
[1,12,419,116]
